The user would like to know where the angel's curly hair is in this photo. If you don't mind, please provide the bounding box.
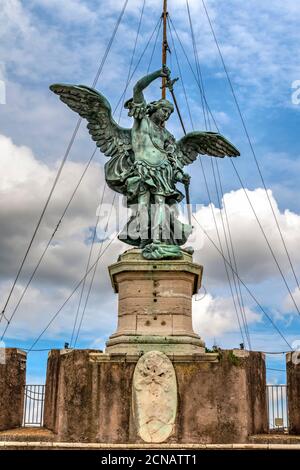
[146,99,174,116]
[124,98,174,120]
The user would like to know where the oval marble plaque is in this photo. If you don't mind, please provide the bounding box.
[132,350,177,443]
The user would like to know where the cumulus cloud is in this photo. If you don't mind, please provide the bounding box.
[283,288,300,315]
[0,133,123,286]
[168,0,300,107]
[192,292,261,338]
[0,133,128,343]
[29,0,97,24]
[0,279,118,345]
[191,187,300,285]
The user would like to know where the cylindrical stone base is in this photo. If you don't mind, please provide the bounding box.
[106,248,205,354]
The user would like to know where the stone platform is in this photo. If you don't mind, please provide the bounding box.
[106,249,204,354]
[43,348,268,444]
[1,440,300,450]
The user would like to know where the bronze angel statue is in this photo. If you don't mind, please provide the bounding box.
[50,67,239,260]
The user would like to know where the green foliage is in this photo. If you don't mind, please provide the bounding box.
[228,350,241,367]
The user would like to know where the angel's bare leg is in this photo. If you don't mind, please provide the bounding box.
[152,195,166,243]
[138,191,150,245]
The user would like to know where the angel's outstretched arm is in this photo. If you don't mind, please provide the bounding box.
[133,67,169,103]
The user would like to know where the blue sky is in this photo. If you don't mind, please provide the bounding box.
[0,0,300,385]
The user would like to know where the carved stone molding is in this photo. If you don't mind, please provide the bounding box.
[132,350,177,443]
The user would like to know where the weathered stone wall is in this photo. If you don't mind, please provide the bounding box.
[172,350,268,443]
[0,348,26,431]
[45,350,135,442]
[44,349,61,432]
[287,352,300,434]
[44,349,267,443]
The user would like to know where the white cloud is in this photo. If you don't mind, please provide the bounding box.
[0,134,50,190]
[0,133,128,343]
[4,0,299,109]
[0,279,118,344]
[283,288,300,315]
[29,0,97,24]
[171,0,300,106]
[0,133,123,285]
[192,292,261,337]
[191,187,300,285]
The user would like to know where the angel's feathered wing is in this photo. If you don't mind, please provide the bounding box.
[176,131,240,166]
[50,83,134,195]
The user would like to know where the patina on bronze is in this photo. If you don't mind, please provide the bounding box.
[50,67,240,260]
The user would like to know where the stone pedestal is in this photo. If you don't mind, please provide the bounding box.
[0,348,26,431]
[287,352,300,434]
[44,249,268,444]
[105,249,205,354]
[44,349,268,443]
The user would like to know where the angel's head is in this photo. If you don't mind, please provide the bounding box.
[147,99,174,126]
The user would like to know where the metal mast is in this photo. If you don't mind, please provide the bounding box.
[162,0,168,99]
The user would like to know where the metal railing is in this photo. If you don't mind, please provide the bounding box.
[266,384,288,432]
[23,384,45,427]
[21,383,288,431]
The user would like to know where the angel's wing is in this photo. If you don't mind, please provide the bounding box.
[49,84,133,160]
[176,131,240,166]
